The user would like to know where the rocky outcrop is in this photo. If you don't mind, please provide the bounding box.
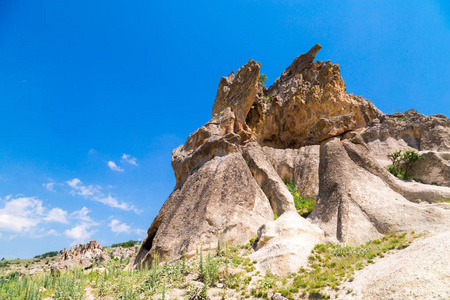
[248,44,381,148]
[133,44,450,278]
[250,212,324,275]
[363,110,450,153]
[52,241,110,274]
[339,231,450,299]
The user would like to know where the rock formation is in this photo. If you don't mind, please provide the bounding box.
[110,246,137,260]
[52,240,110,274]
[131,44,450,285]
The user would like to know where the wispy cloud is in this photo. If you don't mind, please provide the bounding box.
[0,195,68,235]
[122,154,138,166]
[66,178,139,213]
[43,182,55,192]
[108,218,145,236]
[107,161,124,172]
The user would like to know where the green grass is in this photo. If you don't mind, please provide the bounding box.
[285,181,315,217]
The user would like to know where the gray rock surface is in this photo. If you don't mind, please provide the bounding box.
[262,145,320,198]
[243,142,296,215]
[409,151,450,187]
[131,153,273,269]
[309,137,450,245]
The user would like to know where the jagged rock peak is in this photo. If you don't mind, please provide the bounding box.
[281,43,322,79]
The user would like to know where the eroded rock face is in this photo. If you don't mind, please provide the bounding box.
[133,44,450,276]
[133,153,274,268]
[309,137,450,245]
[248,44,381,148]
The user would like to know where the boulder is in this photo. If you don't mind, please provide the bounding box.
[362,110,450,152]
[250,211,324,276]
[409,151,450,187]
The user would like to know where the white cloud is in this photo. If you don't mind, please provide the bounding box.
[122,154,138,166]
[43,182,55,192]
[109,219,131,234]
[107,161,124,172]
[0,196,68,234]
[108,219,145,236]
[45,208,69,224]
[64,224,97,244]
[66,179,139,213]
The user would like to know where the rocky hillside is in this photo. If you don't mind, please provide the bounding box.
[129,44,450,298]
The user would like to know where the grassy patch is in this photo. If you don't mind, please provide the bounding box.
[285,181,315,217]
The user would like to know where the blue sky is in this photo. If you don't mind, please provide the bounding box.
[1,0,449,259]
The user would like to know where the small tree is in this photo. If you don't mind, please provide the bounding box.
[259,74,268,88]
[387,149,423,180]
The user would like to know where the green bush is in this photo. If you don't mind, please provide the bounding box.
[387,149,423,180]
[34,251,59,259]
[285,182,315,217]
[111,240,141,248]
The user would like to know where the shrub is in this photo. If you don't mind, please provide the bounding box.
[111,240,141,248]
[259,74,268,88]
[387,149,423,180]
[34,250,59,259]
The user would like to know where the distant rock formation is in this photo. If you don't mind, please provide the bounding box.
[52,240,110,274]
[130,44,450,283]
[110,246,136,260]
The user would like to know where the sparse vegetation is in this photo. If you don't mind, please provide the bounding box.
[34,251,59,259]
[285,181,315,217]
[0,233,419,299]
[110,240,141,248]
[387,149,423,180]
